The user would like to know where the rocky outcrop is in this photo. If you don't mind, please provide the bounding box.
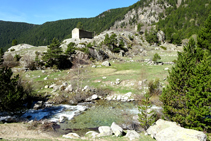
[111,122,123,137]
[157,30,165,44]
[147,119,207,141]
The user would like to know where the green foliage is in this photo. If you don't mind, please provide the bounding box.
[158,0,211,41]
[172,33,181,45]
[0,48,4,65]
[138,93,157,130]
[197,14,211,51]
[161,37,211,131]
[14,54,21,61]
[160,46,167,50]
[137,23,144,32]
[76,22,84,29]
[86,42,92,48]
[145,28,158,45]
[148,78,160,96]
[0,67,25,111]
[104,33,127,53]
[65,42,76,56]
[42,38,71,69]
[152,53,161,62]
[12,39,18,46]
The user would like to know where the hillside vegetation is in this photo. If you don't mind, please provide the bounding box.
[2,0,211,50]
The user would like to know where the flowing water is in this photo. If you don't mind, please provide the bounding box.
[0,100,162,136]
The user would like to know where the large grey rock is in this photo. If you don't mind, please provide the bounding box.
[85,131,99,139]
[102,61,111,66]
[125,130,141,140]
[147,119,207,141]
[98,126,113,137]
[62,133,80,139]
[111,122,123,137]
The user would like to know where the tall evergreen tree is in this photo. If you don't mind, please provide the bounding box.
[197,15,211,51]
[161,37,211,131]
[42,38,63,68]
[0,67,25,111]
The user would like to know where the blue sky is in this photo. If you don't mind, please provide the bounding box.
[0,0,139,25]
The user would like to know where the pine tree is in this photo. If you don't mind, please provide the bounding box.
[42,38,63,68]
[138,93,157,131]
[160,38,211,131]
[197,14,211,51]
[0,67,25,111]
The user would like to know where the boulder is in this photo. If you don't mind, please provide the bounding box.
[147,119,207,141]
[102,61,111,66]
[85,94,99,102]
[116,78,121,85]
[85,131,99,139]
[98,126,113,137]
[64,84,73,92]
[125,130,141,140]
[44,77,48,80]
[111,122,123,137]
[63,133,80,139]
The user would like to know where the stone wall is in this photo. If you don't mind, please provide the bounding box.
[72,28,93,39]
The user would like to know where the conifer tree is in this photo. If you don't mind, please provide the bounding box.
[0,67,25,111]
[138,93,157,131]
[161,38,211,131]
[42,38,63,68]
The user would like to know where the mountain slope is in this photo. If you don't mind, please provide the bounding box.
[0,21,37,50]
[1,0,211,50]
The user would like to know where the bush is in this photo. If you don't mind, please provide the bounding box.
[0,67,26,111]
[160,46,167,50]
[21,54,36,70]
[148,78,161,96]
[3,53,19,68]
[152,53,161,62]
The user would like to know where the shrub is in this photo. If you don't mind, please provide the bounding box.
[21,54,36,70]
[10,49,15,52]
[152,53,161,62]
[160,46,167,50]
[148,78,161,96]
[14,54,21,61]
[3,53,19,67]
